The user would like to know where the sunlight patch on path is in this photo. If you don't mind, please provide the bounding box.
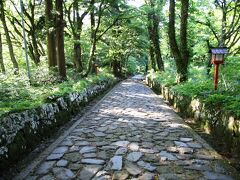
[15,79,238,179]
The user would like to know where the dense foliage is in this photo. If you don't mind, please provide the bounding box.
[0,68,115,118]
[147,56,240,118]
[0,0,239,117]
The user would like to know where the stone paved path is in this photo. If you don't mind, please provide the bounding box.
[16,78,239,180]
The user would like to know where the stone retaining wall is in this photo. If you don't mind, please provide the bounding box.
[0,79,117,169]
[146,77,240,157]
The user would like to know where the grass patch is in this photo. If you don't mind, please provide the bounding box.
[0,67,115,118]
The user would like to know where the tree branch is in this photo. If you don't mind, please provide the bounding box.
[97,16,120,41]
[195,19,220,44]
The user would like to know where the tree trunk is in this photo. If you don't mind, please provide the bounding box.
[28,44,35,63]
[0,33,6,73]
[90,0,95,44]
[38,41,45,56]
[178,0,189,82]
[112,59,121,77]
[168,0,189,83]
[147,14,156,71]
[86,39,97,76]
[31,30,41,64]
[73,38,83,72]
[151,1,164,71]
[20,1,41,65]
[206,39,212,76]
[220,6,227,46]
[73,1,83,72]
[56,0,66,79]
[152,14,164,71]
[90,0,96,69]
[84,0,96,77]
[0,0,19,74]
[46,0,57,67]
[149,41,156,71]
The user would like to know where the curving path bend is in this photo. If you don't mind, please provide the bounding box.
[15,77,239,180]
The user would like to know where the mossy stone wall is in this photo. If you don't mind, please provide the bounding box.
[147,77,240,158]
[0,80,117,170]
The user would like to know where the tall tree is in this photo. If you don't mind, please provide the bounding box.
[46,0,57,67]
[86,0,98,76]
[0,33,5,74]
[147,0,164,71]
[147,12,157,71]
[66,0,92,73]
[99,3,148,77]
[196,0,240,54]
[168,0,189,83]
[110,2,122,77]
[10,0,42,65]
[84,0,122,77]
[215,0,240,50]
[0,0,19,74]
[72,1,84,72]
[56,0,66,79]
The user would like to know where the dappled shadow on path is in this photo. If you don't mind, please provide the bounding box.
[19,80,239,179]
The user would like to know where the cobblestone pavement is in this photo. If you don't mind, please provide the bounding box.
[16,79,239,180]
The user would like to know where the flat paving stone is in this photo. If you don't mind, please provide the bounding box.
[64,152,81,162]
[52,146,68,154]
[78,165,102,180]
[17,79,239,180]
[38,175,54,180]
[52,167,75,179]
[69,145,80,152]
[128,143,139,151]
[139,148,157,154]
[83,153,97,158]
[110,156,123,170]
[25,176,38,180]
[137,160,156,172]
[115,147,128,155]
[46,153,64,161]
[81,158,105,165]
[75,141,90,146]
[187,142,203,149]
[127,152,143,162]
[139,172,155,180]
[178,147,194,154]
[56,160,68,167]
[125,162,142,176]
[159,151,177,161]
[111,141,130,147]
[80,146,96,154]
[158,173,182,180]
[36,161,55,175]
[113,171,129,180]
[202,171,233,180]
[98,151,107,159]
[174,141,188,147]
[93,131,107,137]
[93,170,109,179]
[97,127,108,132]
[61,140,74,146]
[180,137,193,142]
[68,162,81,171]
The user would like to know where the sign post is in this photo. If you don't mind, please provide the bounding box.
[210,47,228,90]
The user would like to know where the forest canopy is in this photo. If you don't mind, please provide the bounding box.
[0,0,239,116]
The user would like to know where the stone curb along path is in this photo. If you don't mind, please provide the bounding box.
[15,77,239,180]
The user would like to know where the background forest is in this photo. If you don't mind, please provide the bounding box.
[0,0,239,118]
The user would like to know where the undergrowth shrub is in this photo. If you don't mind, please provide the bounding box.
[0,68,115,118]
[148,56,240,119]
